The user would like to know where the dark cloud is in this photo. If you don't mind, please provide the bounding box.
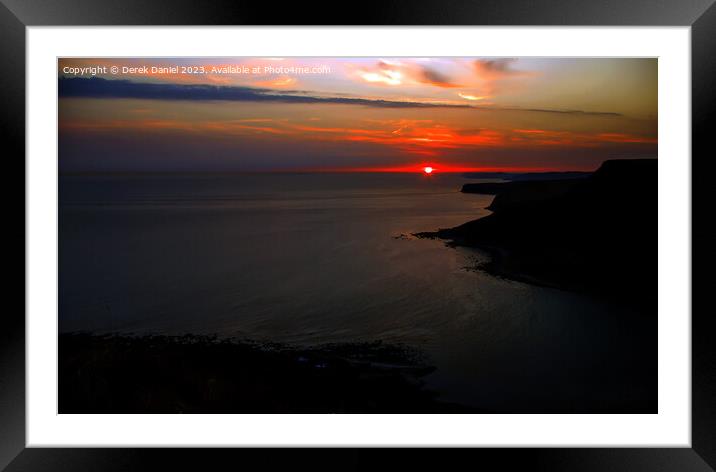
[474,58,520,74]
[472,59,530,94]
[418,67,459,88]
[58,77,470,109]
[58,77,621,116]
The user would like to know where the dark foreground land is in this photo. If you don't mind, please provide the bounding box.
[59,333,473,413]
[418,159,657,311]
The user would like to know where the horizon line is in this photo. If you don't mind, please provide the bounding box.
[58,167,596,176]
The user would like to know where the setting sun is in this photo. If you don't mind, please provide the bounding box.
[423,166,434,174]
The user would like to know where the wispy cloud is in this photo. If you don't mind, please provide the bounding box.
[458,92,487,101]
[355,61,460,88]
[62,114,654,159]
[418,66,460,88]
[473,59,525,79]
[471,58,534,95]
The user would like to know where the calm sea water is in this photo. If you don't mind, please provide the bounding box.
[59,173,655,412]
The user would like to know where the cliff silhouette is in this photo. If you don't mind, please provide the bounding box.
[418,159,657,310]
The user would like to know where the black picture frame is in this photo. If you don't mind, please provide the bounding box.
[2,0,712,470]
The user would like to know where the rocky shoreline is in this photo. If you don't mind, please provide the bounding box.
[59,333,475,413]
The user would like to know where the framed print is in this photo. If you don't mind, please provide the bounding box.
[2,0,713,470]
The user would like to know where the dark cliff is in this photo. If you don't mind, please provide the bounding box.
[419,159,657,310]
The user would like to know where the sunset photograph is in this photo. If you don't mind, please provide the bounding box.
[58,57,657,413]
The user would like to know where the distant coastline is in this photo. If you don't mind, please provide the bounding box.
[461,170,591,181]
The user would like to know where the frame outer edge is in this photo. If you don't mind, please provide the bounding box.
[1,448,715,472]
[3,0,713,470]
[692,1,716,471]
[1,0,716,25]
[0,1,26,472]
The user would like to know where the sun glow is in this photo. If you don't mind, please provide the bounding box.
[423,166,434,174]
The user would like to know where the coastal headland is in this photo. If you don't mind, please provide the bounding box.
[417,159,657,311]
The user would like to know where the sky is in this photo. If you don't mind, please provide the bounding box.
[58,57,657,173]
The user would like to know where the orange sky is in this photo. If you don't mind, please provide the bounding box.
[58,57,657,173]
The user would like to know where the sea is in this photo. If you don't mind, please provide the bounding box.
[59,172,656,412]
